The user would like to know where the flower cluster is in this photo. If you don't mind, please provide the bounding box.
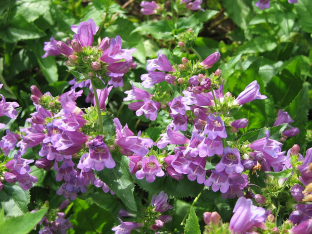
[255,0,297,10]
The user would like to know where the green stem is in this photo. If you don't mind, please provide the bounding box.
[90,79,104,134]
[181,191,202,226]
[191,47,202,61]
[212,90,219,116]
[171,0,177,33]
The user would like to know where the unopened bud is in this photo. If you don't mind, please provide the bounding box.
[109,145,115,150]
[130,62,137,69]
[68,55,78,63]
[211,212,221,225]
[224,92,232,98]
[161,104,166,109]
[200,52,221,69]
[280,136,287,142]
[91,61,101,71]
[255,194,266,204]
[214,68,222,76]
[98,37,110,51]
[65,60,72,66]
[282,127,300,137]
[165,75,175,84]
[71,39,82,52]
[200,78,211,91]
[57,41,73,56]
[88,72,94,77]
[188,28,193,32]
[178,78,184,84]
[267,214,275,222]
[198,74,205,80]
[178,64,185,70]
[272,227,279,233]
[178,41,185,48]
[58,199,70,210]
[30,85,43,98]
[291,144,300,155]
[182,57,188,64]
[192,86,203,94]
[203,212,211,225]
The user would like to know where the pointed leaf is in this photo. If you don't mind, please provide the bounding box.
[184,207,200,234]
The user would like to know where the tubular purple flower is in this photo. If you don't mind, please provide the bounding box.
[0,130,20,156]
[0,94,19,119]
[169,96,190,115]
[93,86,113,111]
[204,114,227,140]
[187,157,206,184]
[124,84,152,101]
[291,184,304,203]
[157,127,189,149]
[255,194,266,204]
[233,81,267,105]
[56,41,73,56]
[215,147,244,174]
[71,39,82,52]
[186,0,205,11]
[273,109,294,126]
[112,218,142,234]
[289,219,312,234]
[255,0,270,10]
[200,52,220,68]
[135,98,161,121]
[98,37,111,51]
[230,118,249,129]
[135,155,165,183]
[141,72,167,88]
[147,52,175,72]
[169,114,187,132]
[140,1,160,15]
[42,36,62,58]
[71,19,99,47]
[205,170,229,193]
[288,0,297,3]
[229,197,267,233]
[198,136,223,157]
[151,191,173,212]
[282,127,300,137]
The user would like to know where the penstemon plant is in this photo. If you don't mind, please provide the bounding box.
[0,0,312,234]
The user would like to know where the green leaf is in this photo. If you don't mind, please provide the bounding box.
[0,0,16,15]
[234,36,278,55]
[96,155,137,211]
[146,126,165,142]
[184,207,200,234]
[265,169,292,179]
[0,208,47,234]
[177,10,218,29]
[16,0,51,23]
[132,20,173,40]
[70,198,114,234]
[70,70,86,81]
[27,39,58,83]
[295,0,312,33]
[193,37,219,63]
[0,184,30,217]
[0,14,46,42]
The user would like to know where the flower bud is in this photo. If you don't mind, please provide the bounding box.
[291,144,300,155]
[200,52,220,68]
[189,75,199,86]
[98,37,110,51]
[224,92,232,98]
[192,86,203,94]
[130,62,137,69]
[65,60,72,66]
[254,194,266,204]
[69,55,78,64]
[57,41,73,56]
[272,227,279,233]
[203,212,212,225]
[30,85,43,98]
[58,199,70,210]
[242,159,254,170]
[91,61,101,71]
[198,73,205,80]
[291,184,304,202]
[165,74,175,84]
[71,39,82,52]
[182,57,188,64]
[250,151,264,161]
[200,78,211,90]
[267,214,275,222]
[161,104,166,109]
[214,68,222,76]
[280,136,287,142]
[178,64,185,70]
[88,72,94,77]
[188,28,193,32]
[230,118,249,129]
[211,212,221,225]
[282,127,299,137]
[178,78,184,84]
[178,41,185,48]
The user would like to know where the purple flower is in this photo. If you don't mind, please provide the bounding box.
[169,96,190,115]
[93,86,113,111]
[189,75,199,86]
[186,0,205,11]
[56,41,73,56]
[71,19,99,47]
[215,147,244,174]
[291,184,304,203]
[200,52,220,68]
[222,174,249,199]
[198,136,223,157]
[98,37,110,51]
[290,219,312,234]
[288,0,297,3]
[140,1,160,15]
[147,52,175,72]
[151,191,172,212]
[204,114,227,139]
[124,84,152,101]
[0,94,19,119]
[51,131,88,155]
[169,114,187,132]
[135,98,160,121]
[274,109,294,126]
[93,178,111,193]
[136,155,164,182]
[0,130,20,156]
[187,157,206,184]
[35,157,53,171]
[141,71,167,88]
[53,109,87,132]
[233,81,267,105]
[112,218,142,234]
[289,204,312,225]
[229,197,267,233]
[282,127,300,137]
[55,158,76,181]
[4,170,38,191]
[42,36,62,58]
[255,0,270,10]
[108,73,124,87]
[230,118,249,129]
[205,170,230,193]
[157,127,189,149]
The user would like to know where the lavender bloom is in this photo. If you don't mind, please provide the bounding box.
[42,36,62,58]
[51,131,88,155]
[290,219,312,234]
[289,204,312,225]
[50,213,73,234]
[222,174,249,199]
[183,128,204,157]
[255,0,270,10]
[186,0,205,11]
[200,52,220,68]
[93,86,113,111]
[233,81,267,105]
[53,109,87,132]
[230,118,249,129]
[55,159,76,181]
[204,114,227,139]
[157,127,189,149]
[56,183,77,200]
[288,0,298,3]
[140,1,160,15]
[189,75,199,86]
[171,149,193,175]
[4,170,38,191]
[147,52,175,72]
[0,94,19,119]
[205,170,230,193]
[56,41,73,56]
[112,218,142,234]
[298,148,312,185]
[229,197,267,233]
[164,155,184,180]
[215,147,244,174]
[198,136,223,157]
[35,158,53,171]
[71,19,99,47]
[291,184,304,203]
[282,127,300,137]
[169,114,187,131]
[141,71,167,88]
[124,84,152,101]
[151,191,173,212]
[135,98,161,121]
[136,155,165,182]
[0,130,20,155]
[98,37,110,51]
[93,178,110,193]
[187,157,206,184]
[274,109,294,126]
[169,96,190,115]
[107,73,124,87]
[117,134,154,157]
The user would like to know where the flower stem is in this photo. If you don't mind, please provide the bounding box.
[212,90,219,116]
[180,191,202,226]
[90,79,104,134]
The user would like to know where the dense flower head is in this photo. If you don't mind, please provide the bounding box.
[71,19,99,47]
[204,114,227,139]
[140,1,160,15]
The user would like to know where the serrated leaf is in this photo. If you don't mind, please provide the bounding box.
[295,0,312,33]
[70,198,114,233]
[0,184,30,217]
[234,36,278,55]
[0,208,47,234]
[27,39,58,83]
[0,14,46,42]
[96,155,137,211]
[16,0,51,23]
[70,70,86,81]
[184,207,200,234]
[265,169,292,179]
